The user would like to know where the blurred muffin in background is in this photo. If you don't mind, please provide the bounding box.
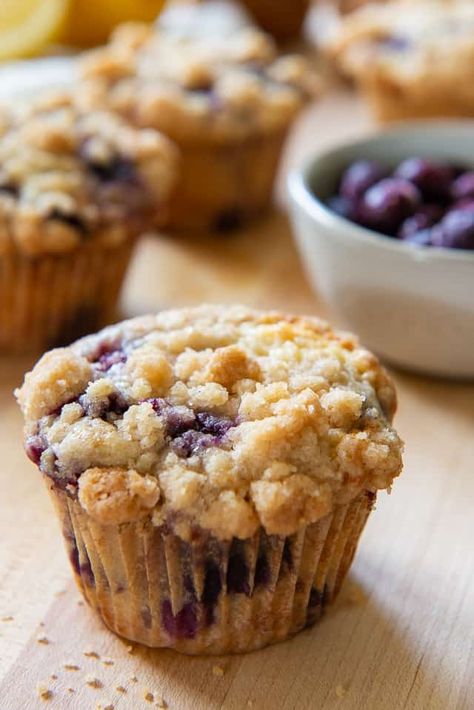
[79,21,319,232]
[328,0,474,121]
[0,93,177,353]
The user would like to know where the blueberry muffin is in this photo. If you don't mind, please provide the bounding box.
[238,0,310,42]
[78,24,319,231]
[16,305,403,654]
[0,93,177,353]
[329,0,474,121]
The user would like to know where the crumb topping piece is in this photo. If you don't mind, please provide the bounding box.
[78,24,319,140]
[0,93,177,257]
[17,305,403,539]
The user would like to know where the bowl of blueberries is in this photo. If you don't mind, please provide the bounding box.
[288,123,474,378]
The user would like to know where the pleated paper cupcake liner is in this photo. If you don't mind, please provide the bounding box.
[47,480,375,655]
[0,239,135,354]
[165,128,288,232]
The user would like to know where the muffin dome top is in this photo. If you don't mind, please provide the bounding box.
[331,0,474,84]
[79,24,319,141]
[16,305,403,539]
[0,93,177,257]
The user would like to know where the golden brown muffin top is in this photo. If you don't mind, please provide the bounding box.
[78,24,319,141]
[16,305,403,540]
[0,93,177,257]
[330,0,474,87]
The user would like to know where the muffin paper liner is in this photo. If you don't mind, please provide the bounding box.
[0,239,135,354]
[166,129,288,232]
[47,480,375,655]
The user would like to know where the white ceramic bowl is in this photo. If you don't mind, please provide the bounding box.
[288,123,474,379]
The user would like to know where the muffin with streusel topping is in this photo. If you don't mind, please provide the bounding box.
[329,0,474,121]
[16,305,403,653]
[78,24,319,231]
[0,93,177,353]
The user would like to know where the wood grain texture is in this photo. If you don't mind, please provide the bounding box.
[1,90,473,710]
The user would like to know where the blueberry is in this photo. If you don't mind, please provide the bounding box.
[402,229,433,247]
[213,208,244,233]
[451,171,474,202]
[227,551,250,595]
[339,160,388,201]
[394,157,453,201]
[282,539,293,573]
[25,434,46,465]
[361,178,421,235]
[95,349,127,371]
[202,561,222,625]
[161,600,198,639]
[254,554,270,588]
[171,430,215,458]
[453,198,474,211]
[195,412,233,437]
[377,34,411,51]
[432,209,474,250]
[48,208,88,236]
[397,205,442,239]
[326,195,356,221]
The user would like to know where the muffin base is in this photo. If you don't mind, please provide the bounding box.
[360,80,474,122]
[48,481,375,655]
[165,129,288,232]
[0,239,135,354]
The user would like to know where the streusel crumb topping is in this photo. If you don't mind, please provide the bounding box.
[331,0,474,87]
[78,25,319,141]
[0,93,177,257]
[16,306,403,539]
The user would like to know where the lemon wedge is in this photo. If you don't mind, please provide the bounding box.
[0,0,69,60]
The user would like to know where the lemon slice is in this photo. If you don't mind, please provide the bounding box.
[0,0,69,60]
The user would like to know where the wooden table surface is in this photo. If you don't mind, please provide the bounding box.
[1,90,473,710]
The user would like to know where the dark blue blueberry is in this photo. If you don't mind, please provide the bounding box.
[88,155,136,183]
[432,209,474,250]
[213,208,244,233]
[95,349,127,372]
[68,538,94,586]
[48,208,88,236]
[394,157,453,201]
[282,539,293,573]
[171,430,216,458]
[305,586,323,628]
[453,198,474,211]
[25,434,46,466]
[226,551,250,596]
[326,195,356,221]
[202,561,222,625]
[254,554,270,588]
[161,600,198,639]
[339,160,388,201]
[397,204,442,239]
[360,178,421,235]
[195,412,233,437]
[149,399,196,437]
[451,171,474,202]
[377,34,411,51]
[402,229,433,247]
[0,182,18,197]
